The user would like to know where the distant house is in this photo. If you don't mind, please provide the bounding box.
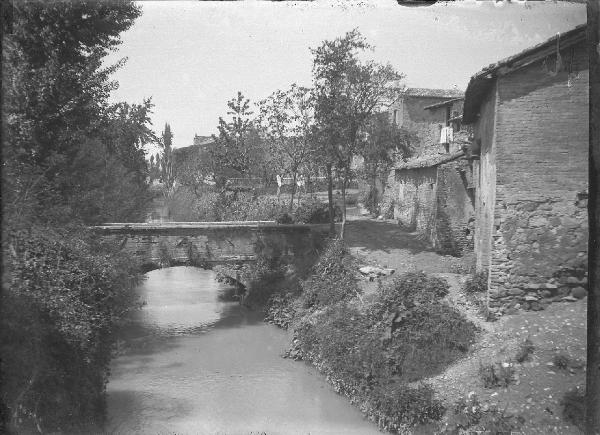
[382,88,475,256]
[388,87,466,157]
[462,24,588,311]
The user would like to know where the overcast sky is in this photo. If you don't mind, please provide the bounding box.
[104,0,586,151]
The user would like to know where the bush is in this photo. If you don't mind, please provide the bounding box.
[370,272,450,319]
[2,225,142,432]
[553,353,571,370]
[294,197,342,224]
[265,293,297,329]
[464,271,488,294]
[191,190,290,222]
[299,238,359,309]
[386,303,478,382]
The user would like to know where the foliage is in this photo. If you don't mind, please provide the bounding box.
[264,293,298,329]
[258,84,316,207]
[463,271,488,294]
[298,238,359,308]
[294,197,342,224]
[311,29,403,233]
[285,247,476,430]
[210,92,267,183]
[386,303,478,382]
[369,271,450,320]
[158,123,176,200]
[2,225,142,432]
[292,302,448,430]
[358,112,416,214]
[478,362,515,388]
[2,2,150,432]
[515,337,535,363]
[3,1,153,225]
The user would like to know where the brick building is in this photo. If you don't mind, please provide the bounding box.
[462,24,588,311]
[382,88,475,256]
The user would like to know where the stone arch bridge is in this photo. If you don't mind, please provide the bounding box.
[92,221,319,272]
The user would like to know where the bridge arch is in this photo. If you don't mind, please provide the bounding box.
[92,221,318,274]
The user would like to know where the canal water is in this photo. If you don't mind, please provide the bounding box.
[106,266,381,435]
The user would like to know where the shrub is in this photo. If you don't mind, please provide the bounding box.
[464,271,488,294]
[265,293,297,329]
[2,225,142,432]
[515,337,535,363]
[191,190,290,222]
[386,303,478,382]
[294,197,342,224]
[370,271,450,319]
[239,257,287,308]
[561,388,585,430]
[553,353,571,370]
[479,362,515,388]
[299,238,360,309]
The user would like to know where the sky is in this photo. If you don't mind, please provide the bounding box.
[104,0,586,151]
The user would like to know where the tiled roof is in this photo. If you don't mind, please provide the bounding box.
[403,88,464,98]
[394,150,465,170]
[424,98,464,110]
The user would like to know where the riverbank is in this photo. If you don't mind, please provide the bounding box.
[264,216,586,434]
[263,237,479,433]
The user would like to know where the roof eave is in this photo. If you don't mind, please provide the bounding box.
[462,23,586,124]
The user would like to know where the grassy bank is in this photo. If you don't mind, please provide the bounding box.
[261,239,480,433]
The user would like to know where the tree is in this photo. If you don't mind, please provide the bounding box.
[358,112,416,214]
[159,123,176,202]
[1,1,151,431]
[210,92,264,186]
[311,29,403,237]
[259,84,316,208]
[2,0,153,225]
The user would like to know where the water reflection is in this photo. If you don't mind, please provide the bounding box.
[107,266,380,435]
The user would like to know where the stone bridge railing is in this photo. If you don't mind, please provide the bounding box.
[92,221,317,272]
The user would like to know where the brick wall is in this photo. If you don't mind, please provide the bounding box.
[487,42,589,311]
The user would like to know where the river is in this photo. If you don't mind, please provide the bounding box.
[106,266,381,435]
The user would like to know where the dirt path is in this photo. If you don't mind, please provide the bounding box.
[344,217,472,275]
[344,217,587,434]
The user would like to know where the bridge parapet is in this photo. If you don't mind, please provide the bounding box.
[92,221,315,271]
